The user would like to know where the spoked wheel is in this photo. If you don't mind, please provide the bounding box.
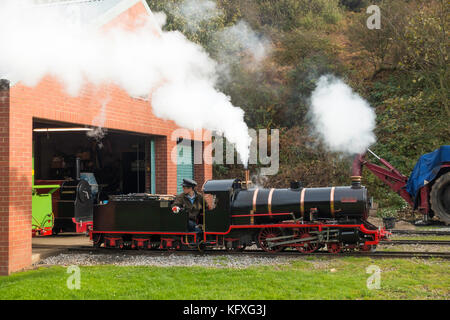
[258,228,284,253]
[295,228,319,254]
[327,243,342,254]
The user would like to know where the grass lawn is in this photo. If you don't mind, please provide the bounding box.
[0,257,448,300]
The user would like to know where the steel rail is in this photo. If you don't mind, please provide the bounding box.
[382,240,450,245]
[391,230,450,236]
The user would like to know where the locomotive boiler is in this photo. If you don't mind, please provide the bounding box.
[91,177,388,253]
[230,182,369,224]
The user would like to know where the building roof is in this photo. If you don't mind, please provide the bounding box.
[33,0,152,26]
[35,0,124,24]
[6,0,154,86]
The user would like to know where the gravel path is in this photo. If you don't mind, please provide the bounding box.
[39,253,297,269]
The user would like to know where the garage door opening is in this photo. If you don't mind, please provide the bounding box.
[32,118,157,234]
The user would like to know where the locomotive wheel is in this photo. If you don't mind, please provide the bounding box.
[197,240,206,253]
[258,228,284,253]
[167,241,181,251]
[430,172,450,225]
[295,229,319,254]
[93,234,103,248]
[105,236,123,249]
[327,243,342,254]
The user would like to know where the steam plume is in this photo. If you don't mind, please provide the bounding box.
[309,75,376,154]
[168,0,221,32]
[167,0,271,75]
[0,0,251,164]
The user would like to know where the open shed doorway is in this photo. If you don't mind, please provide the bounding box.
[33,119,153,199]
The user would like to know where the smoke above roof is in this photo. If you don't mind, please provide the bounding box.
[0,0,252,165]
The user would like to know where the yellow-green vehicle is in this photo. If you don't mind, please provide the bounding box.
[32,156,59,236]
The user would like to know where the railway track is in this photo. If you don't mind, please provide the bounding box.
[391,229,450,236]
[381,239,450,245]
[65,246,450,260]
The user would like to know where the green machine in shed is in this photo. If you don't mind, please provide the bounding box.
[32,155,60,236]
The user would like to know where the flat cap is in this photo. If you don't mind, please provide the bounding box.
[182,178,197,188]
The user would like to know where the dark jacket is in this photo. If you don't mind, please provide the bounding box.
[172,192,204,221]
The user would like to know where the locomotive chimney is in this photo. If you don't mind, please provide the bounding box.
[351,153,365,189]
[351,176,362,189]
[352,153,365,177]
[75,157,81,181]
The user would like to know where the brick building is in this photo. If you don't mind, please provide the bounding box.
[0,0,212,275]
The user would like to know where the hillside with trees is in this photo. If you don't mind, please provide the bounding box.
[147,0,449,210]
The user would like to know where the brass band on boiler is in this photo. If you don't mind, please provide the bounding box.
[268,188,275,217]
[251,188,259,225]
[330,187,335,218]
[300,188,306,218]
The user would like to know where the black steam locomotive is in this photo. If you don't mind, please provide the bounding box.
[91,178,388,253]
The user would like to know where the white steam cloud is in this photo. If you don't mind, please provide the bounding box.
[168,0,271,72]
[0,0,251,164]
[168,0,221,32]
[87,99,108,148]
[310,75,376,154]
[214,20,271,68]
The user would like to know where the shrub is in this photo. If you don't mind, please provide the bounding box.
[377,207,398,219]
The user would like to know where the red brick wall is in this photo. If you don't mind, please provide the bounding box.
[154,136,178,195]
[0,80,11,275]
[0,78,34,276]
[194,141,213,190]
[103,1,152,32]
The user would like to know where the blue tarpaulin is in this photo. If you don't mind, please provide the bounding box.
[406,145,450,204]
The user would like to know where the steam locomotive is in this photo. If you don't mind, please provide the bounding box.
[91,178,389,253]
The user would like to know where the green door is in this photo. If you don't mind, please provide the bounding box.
[177,140,194,194]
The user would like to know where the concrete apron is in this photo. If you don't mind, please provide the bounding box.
[32,233,91,264]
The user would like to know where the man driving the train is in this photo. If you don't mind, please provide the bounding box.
[172,179,204,232]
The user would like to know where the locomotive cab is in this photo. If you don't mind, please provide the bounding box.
[203,179,241,233]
